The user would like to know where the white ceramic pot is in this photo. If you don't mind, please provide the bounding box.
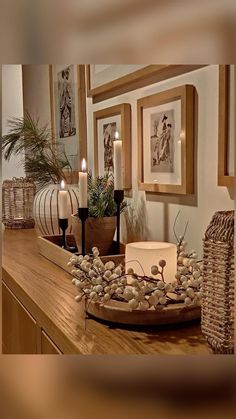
[33,184,80,236]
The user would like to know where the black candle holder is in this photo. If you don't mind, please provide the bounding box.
[59,218,76,251]
[78,207,89,256]
[114,189,124,253]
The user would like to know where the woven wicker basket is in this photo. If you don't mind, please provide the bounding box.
[2,177,36,229]
[202,210,234,354]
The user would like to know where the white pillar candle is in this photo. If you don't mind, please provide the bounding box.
[125,242,177,283]
[113,133,123,190]
[58,180,70,219]
[79,158,88,208]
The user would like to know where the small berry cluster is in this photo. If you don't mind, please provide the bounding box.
[69,240,203,311]
[174,236,203,305]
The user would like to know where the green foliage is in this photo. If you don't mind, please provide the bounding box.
[2,113,71,187]
[88,171,127,218]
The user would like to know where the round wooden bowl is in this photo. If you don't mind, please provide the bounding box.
[87,300,201,326]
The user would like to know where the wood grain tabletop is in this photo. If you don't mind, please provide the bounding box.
[2,229,213,355]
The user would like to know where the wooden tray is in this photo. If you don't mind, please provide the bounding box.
[87,300,201,326]
[38,235,200,326]
[37,234,125,275]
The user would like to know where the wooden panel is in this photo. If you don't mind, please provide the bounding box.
[41,330,62,354]
[2,282,37,354]
[38,234,125,274]
[37,235,73,274]
[218,65,234,187]
[87,65,206,103]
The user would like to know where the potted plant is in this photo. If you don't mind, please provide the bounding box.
[72,172,127,255]
[2,113,80,235]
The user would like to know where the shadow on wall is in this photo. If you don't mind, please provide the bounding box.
[226,186,234,200]
[122,194,150,243]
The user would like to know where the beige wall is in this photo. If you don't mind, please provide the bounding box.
[20,64,234,257]
[2,65,25,180]
[87,65,234,257]
[22,65,51,126]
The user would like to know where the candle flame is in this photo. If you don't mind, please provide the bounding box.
[81,158,86,172]
[60,180,65,190]
[115,131,119,140]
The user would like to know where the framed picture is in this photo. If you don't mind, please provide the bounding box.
[49,64,87,182]
[218,65,234,187]
[93,104,131,190]
[87,65,205,103]
[138,85,195,195]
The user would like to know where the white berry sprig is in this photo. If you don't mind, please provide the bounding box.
[173,211,203,306]
[69,242,202,311]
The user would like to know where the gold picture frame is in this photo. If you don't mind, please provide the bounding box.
[87,65,205,104]
[218,65,234,187]
[138,84,195,195]
[93,103,131,190]
[49,64,87,183]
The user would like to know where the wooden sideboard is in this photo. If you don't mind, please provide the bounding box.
[2,229,212,355]
[2,282,62,354]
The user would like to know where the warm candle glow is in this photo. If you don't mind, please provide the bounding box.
[81,158,87,172]
[58,181,69,219]
[60,180,65,190]
[79,158,88,208]
[115,131,119,140]
[113,139,123,190]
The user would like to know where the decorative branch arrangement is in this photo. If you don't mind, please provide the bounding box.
[69,213,203,311]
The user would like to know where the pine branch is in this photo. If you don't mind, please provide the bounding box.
[2,112,71,187]
[87,171,127,217]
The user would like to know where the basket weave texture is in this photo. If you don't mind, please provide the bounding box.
[202,211,234,354]
[2,177,36,229]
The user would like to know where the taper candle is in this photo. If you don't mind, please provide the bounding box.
[58,180,70,219]
[114,132,123,190]
[79,158,88,208]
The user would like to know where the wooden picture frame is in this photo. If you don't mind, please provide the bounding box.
[86,65,205,104]
[93,104,131,190]
[138,84,194,195]
[218,65,234,187]
[49,64,87,183]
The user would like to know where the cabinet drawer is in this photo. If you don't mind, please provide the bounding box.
[2,282,37,354]
[41,330,62,354]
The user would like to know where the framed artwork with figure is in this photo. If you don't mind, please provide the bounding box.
[93,104,131,190]
[49,64,87,183]
[138,84,195,195]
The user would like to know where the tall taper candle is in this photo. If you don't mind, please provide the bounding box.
[79,158,88,208]
[58,180,70,219]
[114,131,123,190]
